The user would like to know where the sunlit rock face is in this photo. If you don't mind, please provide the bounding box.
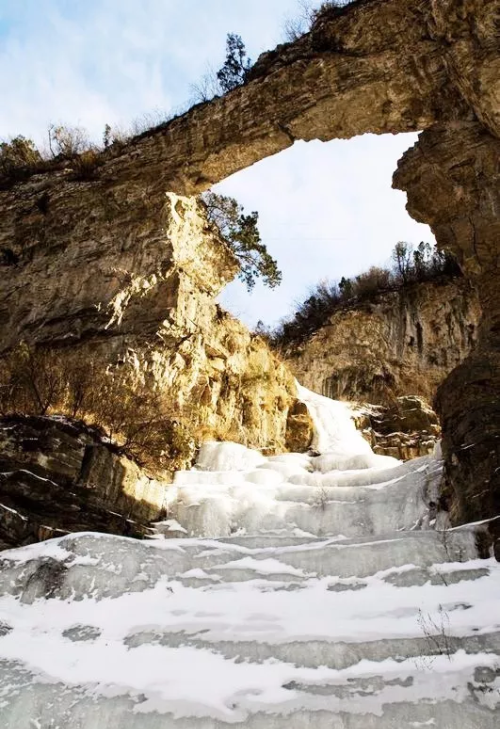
[0,191,299,546]
[0,190,297,469]
[0,387,498,727]
[282,279,480,406]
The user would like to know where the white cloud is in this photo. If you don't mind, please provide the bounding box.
[0,0,296,143]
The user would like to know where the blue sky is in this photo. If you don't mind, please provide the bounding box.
[0,0,434,328]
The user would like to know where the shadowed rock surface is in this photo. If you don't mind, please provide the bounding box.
[0,415,166,549]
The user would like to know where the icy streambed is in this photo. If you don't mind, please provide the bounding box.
[0,386,498,728]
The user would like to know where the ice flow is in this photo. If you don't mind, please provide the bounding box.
[0,386,498,729]
[158,385,431,540]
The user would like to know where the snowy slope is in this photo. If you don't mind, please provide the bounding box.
[0,387,498,728]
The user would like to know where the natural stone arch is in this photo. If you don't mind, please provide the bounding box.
[97,0,497,197]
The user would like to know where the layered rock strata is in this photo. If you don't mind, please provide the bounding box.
[0,192,297,461]
[0,416,164,550]
[353,396,441,462]
[394,121,500,536]
[282,279,480,405]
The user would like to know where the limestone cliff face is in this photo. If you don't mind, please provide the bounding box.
[282,279,480,406]
[395,122,500,534]
[0,190,297,465]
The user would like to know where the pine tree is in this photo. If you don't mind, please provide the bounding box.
[216,34,252,93]
[202,192,281,291]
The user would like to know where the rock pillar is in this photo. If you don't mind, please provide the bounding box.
[394,122,500,540]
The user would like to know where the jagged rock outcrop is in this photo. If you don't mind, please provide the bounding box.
[0,0,498,531]
[282,279,480,405]
[0,192,297,464]
[353,396,441,461]
[0,416,165,550]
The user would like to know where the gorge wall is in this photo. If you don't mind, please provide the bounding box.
[0,190,296,459]
[0,190,299,546]
[0,0,498,536]
[283,279,481,405]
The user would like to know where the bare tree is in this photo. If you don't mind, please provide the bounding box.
[392,241,413,285]
[48,124,92,158]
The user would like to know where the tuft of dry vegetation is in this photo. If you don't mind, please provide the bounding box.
[0,125,102,187]
[0,136,45,183]
[282,0,358,42]
[0,344,196,473]
[70,149,102,180]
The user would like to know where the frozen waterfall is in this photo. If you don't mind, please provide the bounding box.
[0,387,498,728]
[156,386,433,540]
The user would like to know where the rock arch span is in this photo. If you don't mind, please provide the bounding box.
[0,0,498,532]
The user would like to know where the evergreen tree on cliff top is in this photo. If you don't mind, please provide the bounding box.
[216,34,252,93]
[202,192,282,292]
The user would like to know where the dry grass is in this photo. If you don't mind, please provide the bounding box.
[0,344,196,474]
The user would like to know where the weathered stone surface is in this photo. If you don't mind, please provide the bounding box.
[394,121,500,532]
[0,192,297,460]
[283,279,480,405]
[0,415,165,549]
[0,192,236,349]
[285,400,315,453]
[96,0,484,195]
[379,396,440,435]
[353,396,441,461]
[435,354,500,522]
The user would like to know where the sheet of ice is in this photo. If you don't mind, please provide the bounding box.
[196,441,266,471]
[0,532,498,728]
[298,385,381,459]
[165,455,438,539]
[0,385,498,728]
[164,387,424,540]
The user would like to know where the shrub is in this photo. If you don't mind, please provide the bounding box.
[71,149,102,180]
[0,345,195,473]
[190,33,252,104]
[312,0,359,23]
[355,266,391,300]
[282,0,358,41]
[216,34,252,93]
[0,136,43,181]
[272,242,462,348]
[48,124,91,158]
[0,125,106,186]
[190,65,223,104]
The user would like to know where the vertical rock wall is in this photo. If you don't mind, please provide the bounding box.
[282,279,480,405]
[394,122,500,533]
[0,186,297,470]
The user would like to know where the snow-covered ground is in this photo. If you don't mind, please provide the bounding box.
[0,387,498,727]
